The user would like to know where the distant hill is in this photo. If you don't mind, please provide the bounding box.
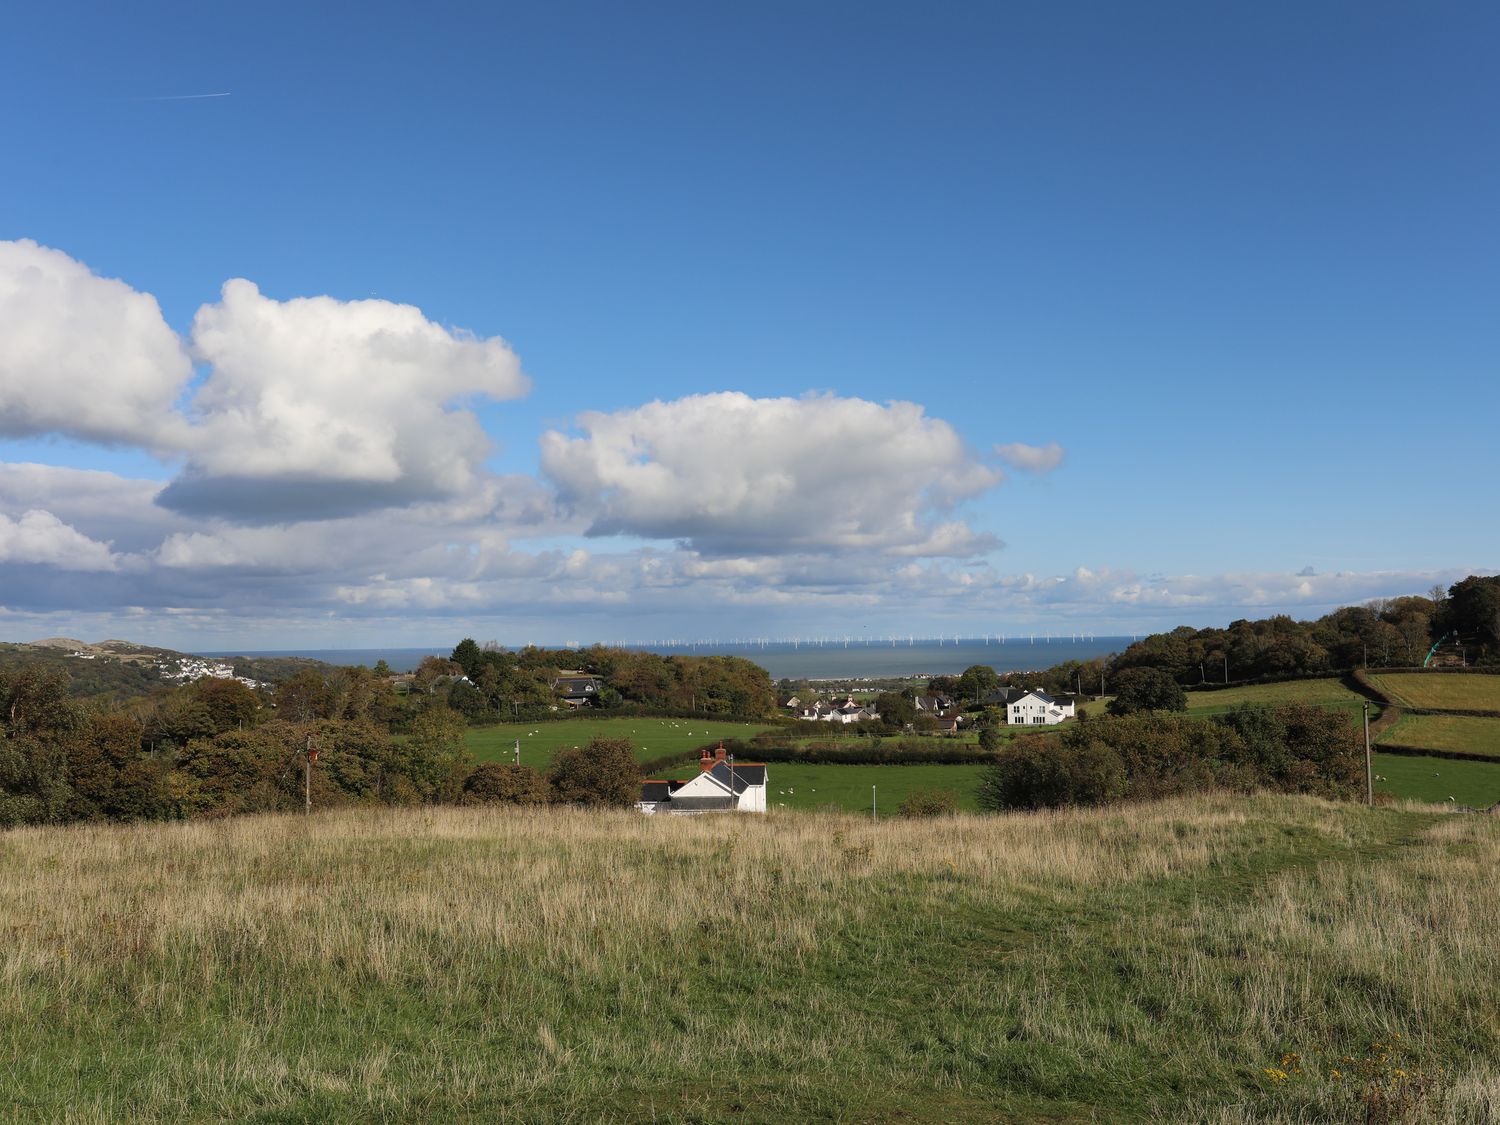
[0,638,340,700]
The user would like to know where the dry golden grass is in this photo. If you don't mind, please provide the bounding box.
[1,797,1497,1120]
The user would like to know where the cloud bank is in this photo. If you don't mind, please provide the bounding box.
[4,237,1431,647]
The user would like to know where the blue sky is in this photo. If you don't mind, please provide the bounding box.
[0,1,1496,648]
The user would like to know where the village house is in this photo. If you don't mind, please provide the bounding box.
[637,745,768,815]
[794,696,879,724]
[552,673,603,709]
[912,693,957,716]
[1005,689,1075,726]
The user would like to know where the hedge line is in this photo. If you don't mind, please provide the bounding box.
[1374,743,1500,765]
[727,741,1003,766]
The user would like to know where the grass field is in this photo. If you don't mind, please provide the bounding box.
[465,715,776,768]
[653,760,989,814]
[1368,671,1500,712]
[1374,752,1500,807]
[4,796,1499,1121]
[1377,713,1500,759]
[1184,677,1364,716]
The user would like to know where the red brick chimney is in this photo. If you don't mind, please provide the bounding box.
[715,742,727,764]
[699,748,713,773]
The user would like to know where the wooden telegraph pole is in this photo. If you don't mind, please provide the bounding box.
[1363,702,1373,807]
[304,733,318,815]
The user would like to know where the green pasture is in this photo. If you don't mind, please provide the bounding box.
[1377,713,1500,759]
[1184,677,1364,716]
[651,760,989,814]
[465,716,775,768]
[1368,671,1500,712]
[1374,752,1500,807]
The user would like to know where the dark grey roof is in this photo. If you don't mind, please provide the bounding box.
[639,781,671,802]
[707,761,766,795]
[1006,688,1055,705]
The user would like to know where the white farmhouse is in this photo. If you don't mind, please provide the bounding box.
[1006,689,1075,726]
[636,745,768,815]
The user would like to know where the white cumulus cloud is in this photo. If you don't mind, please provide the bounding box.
[0,240,191,447]
[0,509,119,571]
[993,441,1065,474]
[157,279,530,520]
[540,392,1001,557]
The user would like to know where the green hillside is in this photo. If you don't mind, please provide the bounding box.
[1183,677,1364,715]
[1368,672,1500,712]
[1378,714,1500,759]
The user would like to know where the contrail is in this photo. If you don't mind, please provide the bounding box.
[130,92,232,102]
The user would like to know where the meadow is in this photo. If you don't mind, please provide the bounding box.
[1368,671,1500,712]
[465,715,775,768]
[1377,714,1500,760]
[1184,677,1365,716]
[3,796,1499,1121]
[1374,752,1500,807]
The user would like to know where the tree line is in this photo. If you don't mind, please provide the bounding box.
[430,640,779,722]
[1107,575,1500,686]
[0,663,652,829]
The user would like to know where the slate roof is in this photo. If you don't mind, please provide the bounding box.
[1005,688,1057,706]
[706,760,766,795]
[639,780,672,803]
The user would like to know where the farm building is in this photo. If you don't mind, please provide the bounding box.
[637,745,768,815]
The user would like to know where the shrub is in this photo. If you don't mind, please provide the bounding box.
[548,737,640,807]
[896,789,959,818]
[1107,668,1188,715]
[977,740,1127,811]
[977,706,1365,811]
[462,763,549,806]
[1214,703,1362,798]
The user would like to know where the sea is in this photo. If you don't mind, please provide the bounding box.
[202,636,1136,681]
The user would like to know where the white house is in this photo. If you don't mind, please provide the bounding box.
[637,745,768,815]
[795,696,879,724]
[1006,690,1075,726]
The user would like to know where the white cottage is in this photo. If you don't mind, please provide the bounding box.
[636,745,768,815]
[1006,690,1075,726]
